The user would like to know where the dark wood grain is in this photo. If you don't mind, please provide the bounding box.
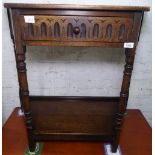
[11,9,36,152]
[2,108,152,155]
[20,15,133,43]
[30,96,119,136]
[111,12,144,152]
[4,3,150,11]
[18,9,135,17]
[24,41,125,47]
[4,3,149,153]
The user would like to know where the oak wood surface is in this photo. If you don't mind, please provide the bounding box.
[2,108,152,155]
[20,15,133,43]
[18,10,135,17]
[30,96,118,136]
[4,3,150,11]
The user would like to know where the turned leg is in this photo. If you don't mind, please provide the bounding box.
[111,12,144,152]
[7,9,37,152]
[16,47,36,152]
[112,48,136,152]
[7,8,24,112]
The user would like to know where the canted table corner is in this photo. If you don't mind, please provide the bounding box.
[4,3,150,153]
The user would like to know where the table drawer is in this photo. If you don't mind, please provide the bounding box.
[20,15,133,42]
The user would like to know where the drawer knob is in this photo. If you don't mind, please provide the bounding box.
[73,27,80,35]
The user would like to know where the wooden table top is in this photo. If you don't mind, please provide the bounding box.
[3,107,152,155]
[4,3,150,11]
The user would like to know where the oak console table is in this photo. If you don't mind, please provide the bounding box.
[4,3,150,153]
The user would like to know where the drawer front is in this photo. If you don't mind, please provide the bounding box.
[20,15,133,42]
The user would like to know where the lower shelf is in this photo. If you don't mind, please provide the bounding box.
[30,96,119,141]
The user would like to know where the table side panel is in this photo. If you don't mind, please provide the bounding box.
[30,96,119,137]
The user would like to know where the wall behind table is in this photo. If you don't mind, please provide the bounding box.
[2,0,152,125]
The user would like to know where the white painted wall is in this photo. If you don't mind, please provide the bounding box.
[2,0,152,125]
